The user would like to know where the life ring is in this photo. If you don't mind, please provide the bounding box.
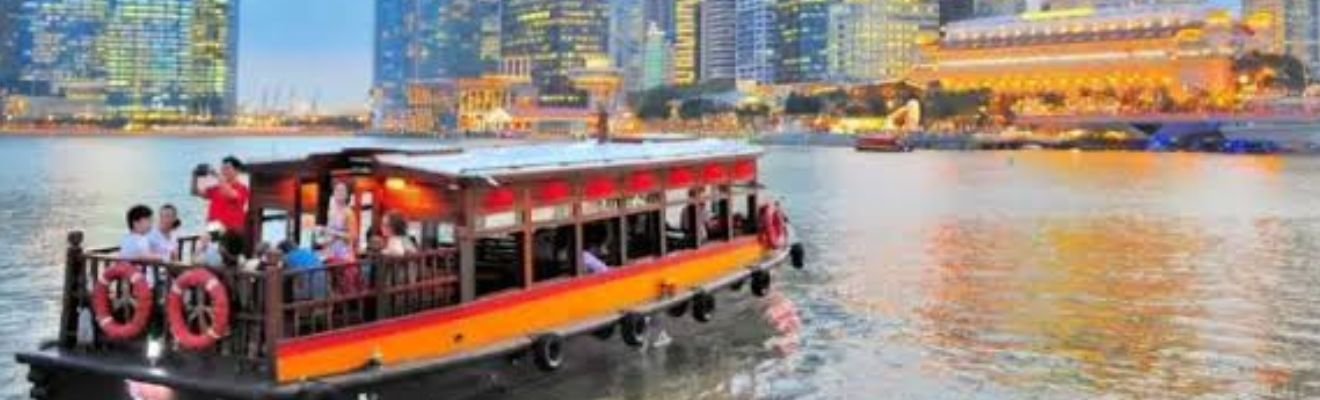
[758,204,788,249]
[91,262,154,341]
[166,268,231,351]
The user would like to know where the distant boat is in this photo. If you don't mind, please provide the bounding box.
[855,134,911,153]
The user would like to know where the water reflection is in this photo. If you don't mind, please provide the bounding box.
[3,138,1320,399]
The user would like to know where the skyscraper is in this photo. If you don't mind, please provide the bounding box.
[501,0,610,94]
[940,0,975,24]
[735,0,777,84]
[18,0,237,121]
[700,0,737,83]
[672,0,701,85]
[828,0,938,83]
[641,21,672,90]
[611,0,647,93]
[0,1,21,92]
[1245,0,1320,79]
[374,0,499,126]
[643,0,676,43]
[776,0,833,83]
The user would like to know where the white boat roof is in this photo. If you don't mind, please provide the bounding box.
[376,139,762,178]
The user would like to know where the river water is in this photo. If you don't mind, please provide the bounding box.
[1,136,1319,399]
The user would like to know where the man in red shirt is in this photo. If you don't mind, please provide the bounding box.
[195,156,250,235]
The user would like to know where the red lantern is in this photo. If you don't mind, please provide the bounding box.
[667,167,694,188]
[732,159,757,182]
[627,171,657,194]
[536,180,572,205]
[482,187,516,212]
[584,177,617,200]
[703,163,728,183]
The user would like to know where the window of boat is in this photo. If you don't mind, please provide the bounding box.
[730,185,759,236]
[626,209,662,261]
[532,225,576,282]
[475,232,526,297]
[665,202,699,252]
[583,217,623,268]
[705,192,732,243]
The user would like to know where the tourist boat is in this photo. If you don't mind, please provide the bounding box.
[16,140,805,399]
[854,134,911,152]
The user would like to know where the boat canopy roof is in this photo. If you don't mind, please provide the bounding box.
[374,139,762,179]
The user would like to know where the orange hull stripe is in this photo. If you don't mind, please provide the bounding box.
[275,238,766,381]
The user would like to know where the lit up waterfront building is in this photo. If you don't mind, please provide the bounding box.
[735,0,777,84]
[1244,0,1320,79]
[775,0,834,83]
[672,0,701,85]
[502,0,609,101]
[910,5,1268,111]
[374,0,499,130]
[700,0,737,83]
[827,0,939,83]
[12,0,237,122]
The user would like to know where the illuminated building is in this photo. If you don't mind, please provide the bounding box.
[374,0,499,131]
[15,0,237,122]
[1244,0,1320,78]
[700,0,737,83]
[911,5,1264,104]
[641,22,672,90]
[735,0,777,84]
[0,1,20,94]
[975,0,1027,17]
[568,55,624,110]
[776,0,834,83]
[941,0,975,24]
[828,0,939,83]
[644,0,676,37]
[501,0,609,100]
[673,0,701,85]
[610,0,647,93]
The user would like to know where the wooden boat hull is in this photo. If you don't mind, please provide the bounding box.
[17,238,792,399]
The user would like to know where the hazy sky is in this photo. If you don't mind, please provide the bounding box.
[238,0,373,114]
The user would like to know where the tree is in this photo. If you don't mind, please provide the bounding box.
[1234,52,1308,93]
[635,87,680,120]
[783,92,823,115]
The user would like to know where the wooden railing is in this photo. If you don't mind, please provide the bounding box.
[279,248,460,338]
[57,231,460,379]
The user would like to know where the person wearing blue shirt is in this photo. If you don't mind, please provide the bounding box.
[279,240,327,300]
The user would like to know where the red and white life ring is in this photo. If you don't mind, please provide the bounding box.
[166,268,231,351]
[759,204,789,249]
[91,262,155,341]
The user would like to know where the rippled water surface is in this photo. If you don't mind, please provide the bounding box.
[1,136,1319,399]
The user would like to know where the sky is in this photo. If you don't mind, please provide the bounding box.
[238,0,373,114]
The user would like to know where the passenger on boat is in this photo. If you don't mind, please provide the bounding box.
[120,205,162,261]
[582,243,610,275]
[382,212,418,257]
[195,155,250,236]
[279,240,327,300]
[319,181,358,262]
[192,223,225,267]
[147,204,181,261]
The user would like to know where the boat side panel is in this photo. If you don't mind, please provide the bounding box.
[275,238,766,382]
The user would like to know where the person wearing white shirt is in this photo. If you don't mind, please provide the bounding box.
[120,205,161,261]
[147,204,181,261]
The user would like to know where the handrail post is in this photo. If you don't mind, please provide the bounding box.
[263,261,284,380]
[58,231,84,348]
[372,251,388,320]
